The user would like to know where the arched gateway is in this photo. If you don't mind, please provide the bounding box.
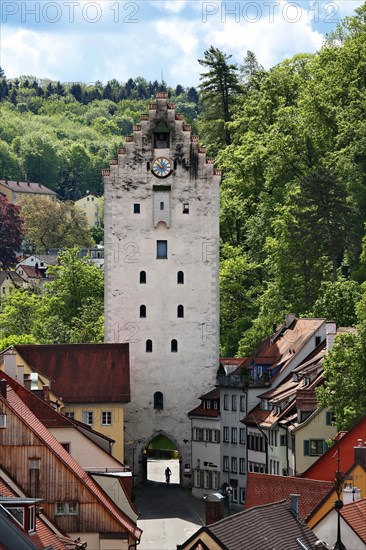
[103,93,220,487]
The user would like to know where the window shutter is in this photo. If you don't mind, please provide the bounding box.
[304,440,310,456]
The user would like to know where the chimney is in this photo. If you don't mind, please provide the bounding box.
[354,439,366,468]
[285,313,296,328]
[290,494,300,521]
[42,385,50,405]
[0,380,7,399]
[205,493,225,525]
[326,322,337,351]
[24,374,32,391]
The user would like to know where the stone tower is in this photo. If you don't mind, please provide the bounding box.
[103,93,220,486]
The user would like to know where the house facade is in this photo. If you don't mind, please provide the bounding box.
[103,92,221,486]
[0,179,57,204]
[75,194,101,227]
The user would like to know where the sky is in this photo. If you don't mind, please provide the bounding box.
[0,0,364,87]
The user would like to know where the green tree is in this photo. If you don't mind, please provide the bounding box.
[311,279,362,327]
[198,46,241,154]
[21,196,92,253]
[0,288,41,338]
[0,196,24,268]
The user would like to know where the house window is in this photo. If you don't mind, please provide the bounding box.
[204,429,212,442]
[82,411,93,425]
[280,434,287,446]
[315,336,321,347]
[140,305,146,318]
[231,486,238,503]
[240,428,246,444]
[183,203,189,214]
[239,458,246,474]
[232,395,237,411]
[7,507,24,528]
[160,202,164,210]
[177,305,184,318]
[171,339,178,352]
[28,505,35,532]
[134,203,140,214]
[212,471,220,490]
[140,271,146,284]
[192,428,203,441]
[240,396,246,412]
[146,339,153,352]
[231,428,237,444]
[64,411,75,419]
[55,502,78,516]
[102,411,112,425]
[223,426,229,443]
[177,271,184,284]
[223,394,229,410]
[154,391,163,410]
[326,411,335,425]
[239,488,246,504]
[304,439,327,456]
[157,240,167,258]
[213,430,220,443]
[223,456,229,472]
[213,401,218,410]
[231,457,237,473]
[194,470,203,488]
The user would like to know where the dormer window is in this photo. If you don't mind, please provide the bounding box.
[153,121,170,149]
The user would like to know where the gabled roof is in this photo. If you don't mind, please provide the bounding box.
[1,385,142,540]
[0,179,57,196]
[245,472,334,521]
[17,265,48,279]
[188,388,220,418]
[340,497,366,543]
[0,270,27,286]
[199,500,317,550]
[14,344,131,403]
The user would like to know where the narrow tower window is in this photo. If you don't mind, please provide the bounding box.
[134,204,140,214]
[140,305,146,318]
[154,392,163,410]
[157,240,167,258]
[140,271,146,284]
[183,203,189,214]
[160,202,164,210]
[171,339,178,353]
[146,339,153,352]
[177,305,184,318]
[177,271,184,284]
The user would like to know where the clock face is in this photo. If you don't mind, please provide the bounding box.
[152,157,172,178]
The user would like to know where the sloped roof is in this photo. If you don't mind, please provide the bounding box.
[17,265,47,279]
[245,472,334,521]
[188,404,220,418]
[208,500,318,550]
[340,497,366,543]
[2,385,142,540]
[0,180,57,196]
[14,344,131,403]
[0,479,70,550]
[0,270,26,286]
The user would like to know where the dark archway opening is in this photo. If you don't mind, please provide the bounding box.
[144,435,180,485]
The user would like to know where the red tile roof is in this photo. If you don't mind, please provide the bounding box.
[17,266,47,279]
[188,404,220,418]
[0,180,57,196]
[2,386,142,541]
[245,472,334,521]
[14,344,131,403]
[340,498,366,543]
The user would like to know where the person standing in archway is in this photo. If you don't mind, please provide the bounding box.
[165,467,172,484]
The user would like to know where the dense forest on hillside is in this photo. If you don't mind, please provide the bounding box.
[0,74,199,199]
[1,3,366,368]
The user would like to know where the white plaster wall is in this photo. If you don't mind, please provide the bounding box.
[104,98,220,486]
[191,416,221,498]
[91,474,138,523]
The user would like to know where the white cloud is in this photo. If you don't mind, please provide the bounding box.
[149,1,188,13]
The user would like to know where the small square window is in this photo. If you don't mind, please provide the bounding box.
[134,204,140,214]
[102,411,112,425]
[183,203,189,214]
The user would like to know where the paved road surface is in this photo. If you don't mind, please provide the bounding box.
[135,460,205,550]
